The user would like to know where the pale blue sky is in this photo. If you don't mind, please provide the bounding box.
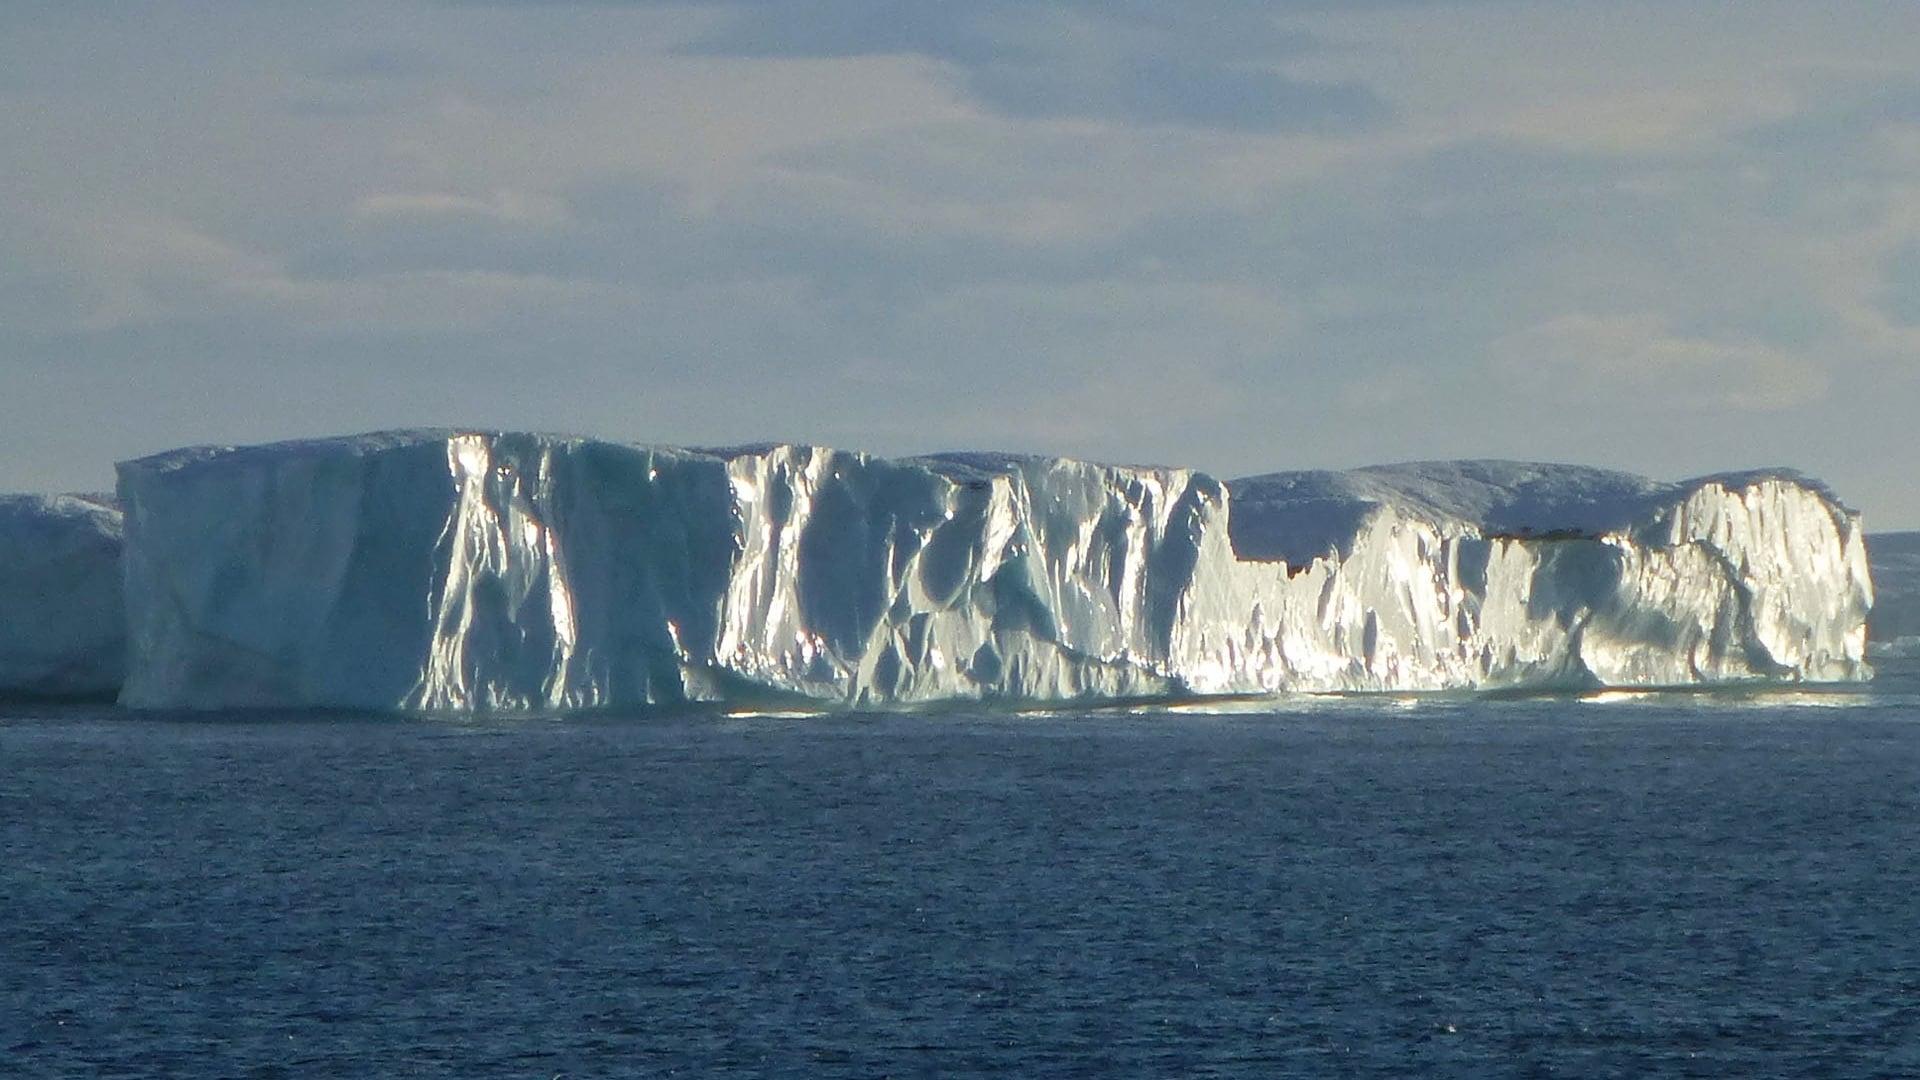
[3,2,1918,525]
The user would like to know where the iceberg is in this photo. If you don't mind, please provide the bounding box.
[112,432,1873,713]
[0,494,126,699]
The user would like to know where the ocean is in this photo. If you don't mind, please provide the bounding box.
[5,661,1919,1078]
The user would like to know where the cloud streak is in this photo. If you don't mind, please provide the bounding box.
[682,1,1389,132]
[1492,313,1829,413]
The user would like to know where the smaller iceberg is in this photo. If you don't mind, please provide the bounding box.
[0,494,125,699]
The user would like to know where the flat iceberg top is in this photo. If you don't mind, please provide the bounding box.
[123,431,1193,488]
[125,429,662,474]
[123,434,1837,567]
[0,491,119,512]
[917,449,1183,477]
[1226,459,1825,565]
[0,492,121,533]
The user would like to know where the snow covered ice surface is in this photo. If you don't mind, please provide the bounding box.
[109,432,1873,714]
[0,494,125,699]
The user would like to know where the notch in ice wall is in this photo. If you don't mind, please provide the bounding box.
[113,432,1873,713]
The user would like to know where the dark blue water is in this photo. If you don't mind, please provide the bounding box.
[6,665,1920,1078]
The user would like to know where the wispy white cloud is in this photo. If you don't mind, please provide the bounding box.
[677,1,1388,133]
[1492,313,1829,413]
[351,189,573,228]
[1804,184,1920,361]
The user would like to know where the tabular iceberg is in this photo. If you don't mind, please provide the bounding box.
[0,494,126,699]
[114,431,1872,713]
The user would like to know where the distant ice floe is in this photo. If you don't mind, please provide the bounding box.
[95,431,1872,714]
[1869,637,1920,660]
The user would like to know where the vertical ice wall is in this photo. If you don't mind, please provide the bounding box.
[1178,466,1873,692]
[118,433,740,711]
[713,448,1210,705]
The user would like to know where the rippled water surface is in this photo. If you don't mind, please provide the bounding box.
[5,663,1920,1078]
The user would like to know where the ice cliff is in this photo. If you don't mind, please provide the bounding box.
[0,494,125,699]
[111,432,1872,713]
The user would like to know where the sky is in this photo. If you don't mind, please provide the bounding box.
[2,2,1918,526]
